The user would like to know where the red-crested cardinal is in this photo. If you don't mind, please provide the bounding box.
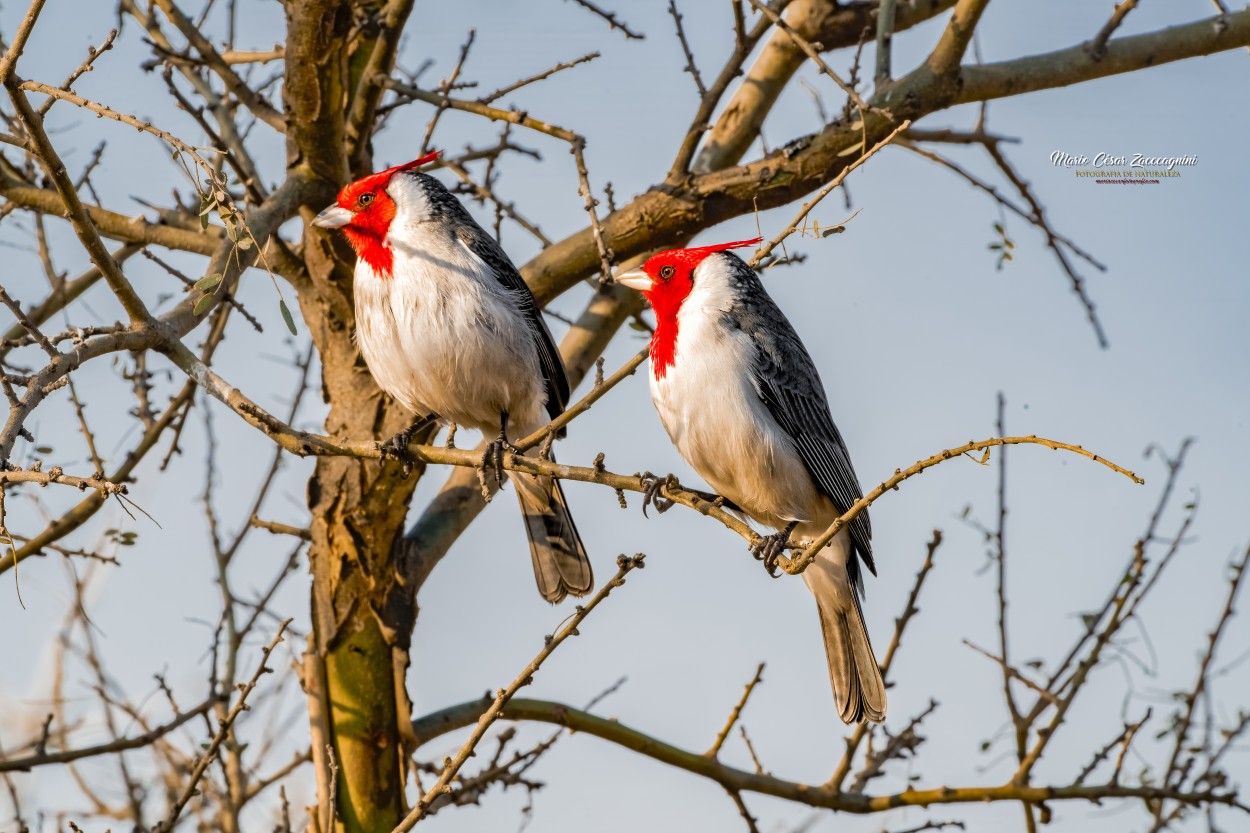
[312,151,593,603]
[615,239,885,723]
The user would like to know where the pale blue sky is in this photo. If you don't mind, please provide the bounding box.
[2,2,1248,831]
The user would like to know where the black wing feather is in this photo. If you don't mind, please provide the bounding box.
[721,254,875,581]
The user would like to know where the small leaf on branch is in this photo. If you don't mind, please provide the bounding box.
[194,273,223,291]
[280,299,298,336]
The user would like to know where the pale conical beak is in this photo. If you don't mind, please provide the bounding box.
[312,204,353,229]
[613,268,651,291]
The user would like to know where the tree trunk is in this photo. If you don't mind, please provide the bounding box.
[284,2,423,828]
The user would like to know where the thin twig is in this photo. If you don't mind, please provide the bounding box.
[668,0,706,96]
[779,435,1143,576]
[562,0,645,40]
[707,663,765,758]
[477,52,600,105]
[394,555,646,830]
[748,119,910,268]
[152,619,291,833]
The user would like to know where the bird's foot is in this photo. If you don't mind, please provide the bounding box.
[380,415,436,477]
[751,521,798,578]
[482,427,521,485]
[639,471,679,518]
[380,425,417,477]
[475,447,495,503]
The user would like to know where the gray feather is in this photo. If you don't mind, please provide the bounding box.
[717,252,875,584]
[513,471,593,603]
[408,171,570,423]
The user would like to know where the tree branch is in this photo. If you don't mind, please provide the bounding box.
[394,555,646,829]
[411,697,1244,814]
[958,10,1250,104]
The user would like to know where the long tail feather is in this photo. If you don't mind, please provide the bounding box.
[513,472,593,603]
[802,536,886,723]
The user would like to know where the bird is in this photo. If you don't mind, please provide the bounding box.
[614,238,885,723]
[311,151,593,604]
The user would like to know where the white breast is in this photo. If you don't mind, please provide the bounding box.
[649,277,831,534]
[353,223,545,434]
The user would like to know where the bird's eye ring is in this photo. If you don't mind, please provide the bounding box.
[358,193,375,207]
[659,265,676,280]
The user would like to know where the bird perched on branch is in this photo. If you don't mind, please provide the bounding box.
[312,151,592,604]
[615,239,885,723]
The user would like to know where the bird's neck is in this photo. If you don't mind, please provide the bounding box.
[650,319,677,380]
[345,227,394,279]
[649,292,691,379]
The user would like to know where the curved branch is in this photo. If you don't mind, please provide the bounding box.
[778,436,1144,575]
[411,696,1245,815]
[159,335,1144,580]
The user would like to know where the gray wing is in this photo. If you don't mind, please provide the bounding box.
[452,217,570,421]
[724,258,875,580]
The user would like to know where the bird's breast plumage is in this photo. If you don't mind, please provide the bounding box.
[649,275,832,535]
[353,221,545,433]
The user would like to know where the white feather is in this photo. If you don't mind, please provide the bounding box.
[649,254,838,543]
[352,175,545,434]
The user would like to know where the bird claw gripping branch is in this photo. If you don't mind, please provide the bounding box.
[379,415,434,478]
[483,417,522,485]
[379,428,415,477]
[750,520,798,578]
[638,471,679,517]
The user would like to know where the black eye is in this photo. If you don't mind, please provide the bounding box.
[659,265,676,280]
[358,193,375,207]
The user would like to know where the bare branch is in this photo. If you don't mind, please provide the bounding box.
[779,436,1144,576]
[562,0,645,40]
[0,0,47,83]
[0,697,216,772]
[707,663,765,758]
[394,554,646,829]
[958,10,1250,104]
[747,119,910,268]
[478,51,601,105]
[153,619,292,833]
[668,1,706,97]
[411,697,1244,815]
[150,0,285,131]
[926,0,992,77]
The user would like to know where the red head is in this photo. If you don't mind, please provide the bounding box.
[311,150,442,276]
[614,237,762,377]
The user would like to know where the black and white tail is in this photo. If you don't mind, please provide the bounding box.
[802,539,887,724]
[513,471,593,603]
